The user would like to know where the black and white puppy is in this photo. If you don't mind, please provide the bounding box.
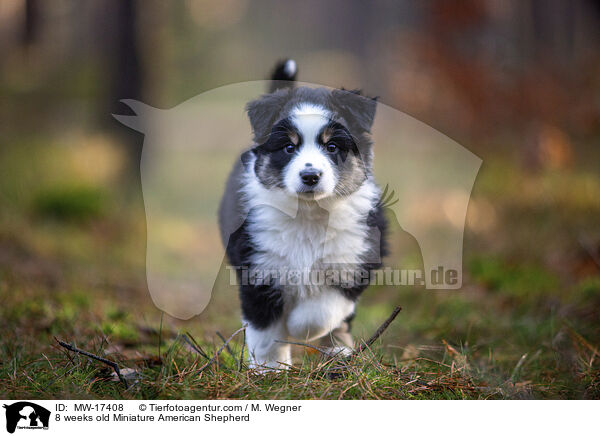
[219,60,387,369]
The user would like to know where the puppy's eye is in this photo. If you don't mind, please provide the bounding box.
[326,143,338,153]
[284,144,296,154]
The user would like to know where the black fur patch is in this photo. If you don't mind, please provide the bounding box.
[252,117,298,189]
[367,202,389,259]
[239,282,284,330]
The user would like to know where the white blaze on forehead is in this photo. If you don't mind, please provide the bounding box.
[292,103,330,123]
[290,104,330,148]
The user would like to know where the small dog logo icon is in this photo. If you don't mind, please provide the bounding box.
[3,402,50,433]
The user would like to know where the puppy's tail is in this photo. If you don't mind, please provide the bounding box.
[269,59,297,93]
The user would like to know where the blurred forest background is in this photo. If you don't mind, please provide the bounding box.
[1,0,600,399]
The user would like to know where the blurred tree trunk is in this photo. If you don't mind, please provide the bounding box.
[112,0,141,106]
[109,0,143,168]
[22,0,39,47]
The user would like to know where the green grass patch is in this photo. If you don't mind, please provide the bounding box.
[32,185,106,222]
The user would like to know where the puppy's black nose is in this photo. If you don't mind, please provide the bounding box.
[300,168,322,186]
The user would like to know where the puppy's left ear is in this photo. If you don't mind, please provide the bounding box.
[330,89,377,133]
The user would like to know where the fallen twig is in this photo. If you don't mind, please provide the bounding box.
[353,306,402,356]
[55,338,129,389]
[216,331,236,358]
[180,332,209,359]
[197,325,247,374]
[239,327,246,371]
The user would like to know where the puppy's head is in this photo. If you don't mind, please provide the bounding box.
[246,87,377,200]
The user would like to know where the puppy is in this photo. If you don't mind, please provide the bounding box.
[219,60,387,368]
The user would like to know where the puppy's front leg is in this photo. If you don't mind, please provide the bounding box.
[240,282,290,369]
[245,320,290,370]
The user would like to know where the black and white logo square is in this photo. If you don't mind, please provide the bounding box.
[3,402,50,433]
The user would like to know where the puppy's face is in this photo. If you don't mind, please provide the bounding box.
[247,88,376,200]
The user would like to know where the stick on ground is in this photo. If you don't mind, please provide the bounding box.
[239,327,246,371]
[354,306,402,356]
[216,331,236,357]
[55,338,129,389]
[180,332,209,359]
[197,324,247,374]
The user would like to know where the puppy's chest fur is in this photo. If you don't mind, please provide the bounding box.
[246,181,378,300]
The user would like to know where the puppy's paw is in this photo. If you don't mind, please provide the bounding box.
[322,345,353,358]
[248,360,290,374]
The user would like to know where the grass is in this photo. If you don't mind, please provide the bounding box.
[0,310,487,400]
[0,135,599,399]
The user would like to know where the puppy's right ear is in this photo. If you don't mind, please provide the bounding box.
[246,89,291,143]
[329,89,377,134]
